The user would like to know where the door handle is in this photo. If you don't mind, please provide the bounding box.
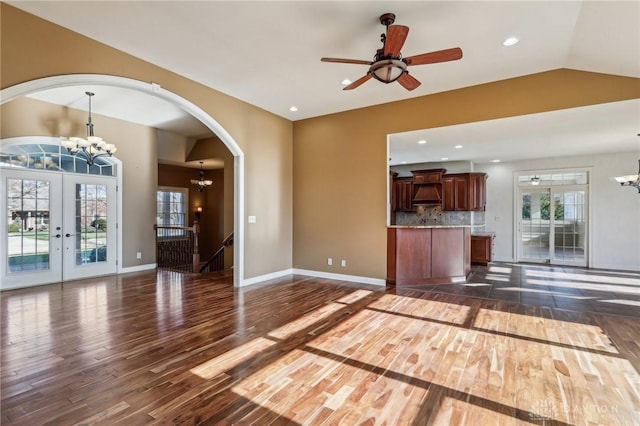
[65,233,75,237]
[52,234,61,239]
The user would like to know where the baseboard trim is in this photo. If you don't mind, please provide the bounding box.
[240,268,387,287]
[292,269,386,286]
[240,268,294,287]
[119,263,157,274]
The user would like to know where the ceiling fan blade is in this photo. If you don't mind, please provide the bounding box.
[321,57,373,65]
[403,47,463,66]
[397,73,421,91]
[343,74,372,90]
[384,25,409,57]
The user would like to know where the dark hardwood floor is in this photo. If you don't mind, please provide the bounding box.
[1,263,639,425]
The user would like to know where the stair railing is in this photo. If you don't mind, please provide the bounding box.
[200,232,234,273]
[154,221,200,273]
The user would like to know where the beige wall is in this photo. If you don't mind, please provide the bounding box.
[1,97,158,268]
[1,4,293,280]
[293,70,640,279]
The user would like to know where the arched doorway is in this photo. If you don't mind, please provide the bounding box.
[0,74,245,287]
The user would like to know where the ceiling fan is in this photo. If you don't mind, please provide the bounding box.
[321,13,462,91]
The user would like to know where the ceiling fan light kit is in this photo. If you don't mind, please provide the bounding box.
[321,13,463,91]
[370,59,407,83]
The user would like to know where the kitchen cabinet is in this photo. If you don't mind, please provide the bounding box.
[412,169,445,184]
[471,234,493,265]
[392,177,414,211]
[442,172,487,211]
[468,173,487,211]
[443,174,469,211]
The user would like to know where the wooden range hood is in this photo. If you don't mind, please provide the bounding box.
[412,168,445,205]
[413,184,443,204]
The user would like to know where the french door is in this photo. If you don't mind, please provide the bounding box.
[1,168,117,289]
[517,186,588,266]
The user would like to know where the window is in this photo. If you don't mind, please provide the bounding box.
[518,171,588,187]
[156,188,188,238]
[0,142,115,176]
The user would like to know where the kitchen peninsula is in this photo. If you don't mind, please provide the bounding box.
[387,226,471,286]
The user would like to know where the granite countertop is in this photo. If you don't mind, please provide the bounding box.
[471,231,496,237]
[389,225,475,229]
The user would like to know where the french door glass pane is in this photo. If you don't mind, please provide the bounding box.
[75,183,108,265]
[520,190,550,261]
[552,190,586,264]
[6,178,51,272]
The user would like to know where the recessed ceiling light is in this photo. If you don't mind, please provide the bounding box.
[503,37,519,47]
[441,157,448,161]
[454,145,463,149]
[491,159,501,163]
[289,106,298,112]
[417,140,427,144]
[341,79,352,86]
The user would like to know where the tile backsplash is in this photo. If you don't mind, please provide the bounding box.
[395,205,485,228]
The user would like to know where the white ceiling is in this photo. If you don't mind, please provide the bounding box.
[8,1,640,164]
[389,99,640,165]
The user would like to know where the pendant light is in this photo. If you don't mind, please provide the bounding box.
[191,162,213,191]
[60,92,117,166]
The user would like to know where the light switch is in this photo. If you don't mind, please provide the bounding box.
[248,215,257,223]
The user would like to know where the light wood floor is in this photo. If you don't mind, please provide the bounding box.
[1,266,639,425]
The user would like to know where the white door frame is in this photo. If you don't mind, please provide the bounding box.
[516,186,552,264]
[1,166,119,289]
[62,173,118,281]
[1,74,246,287]
[513,168,591,268]
[0,168,64,288]
[548,184,589,267]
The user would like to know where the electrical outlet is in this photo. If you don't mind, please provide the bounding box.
[341,259,346,267]
[327,258,333,266]
[248,215,257,223]
[136,252,142,259]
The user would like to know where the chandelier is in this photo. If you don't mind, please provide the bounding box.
[60,92,117,166]
[191,162,213,191]
[614,160,640,193]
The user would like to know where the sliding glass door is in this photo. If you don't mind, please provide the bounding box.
[517,175,588,267]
